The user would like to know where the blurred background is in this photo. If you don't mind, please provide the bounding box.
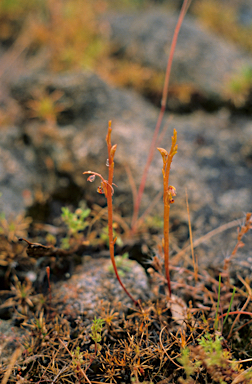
[1,0,252,124]
[0,0,252,306]
[0,0,251,243]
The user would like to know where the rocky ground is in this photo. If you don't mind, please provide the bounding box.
[0,4,252,372]
[1,8,251,257]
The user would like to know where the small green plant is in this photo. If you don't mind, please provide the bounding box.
[23,310,48,339]
[90,317,104,345]
[144,214,163,229]
[198,333,229,367]
[71,345,91,384]
[81,317,105,382]
[227,65,252,106]
[61,201,91,249]
[0,212,32,242]
[72,346,84,368]
[0,274,37,318]
[100,226,123,247]
[26,89,65,124]
[179,332,242,384]
[178,347,195,380]
[230,66,252,92]
[107,252,133,277]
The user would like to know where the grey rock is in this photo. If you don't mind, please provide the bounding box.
[1,70,251,270]
[53,256,153,318]
[105,10,252,101]
[0,319,25,365]
[7,72,252,219]
[0,127,43,216]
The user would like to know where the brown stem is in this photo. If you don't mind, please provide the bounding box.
[218,311,252,319]
[106,122,139,306]
[46,266,52,319]
[158,130,177,297]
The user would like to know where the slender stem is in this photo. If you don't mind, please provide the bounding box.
[46,266,52,319]
[161,0,191,109]
[163,154,173,296]
[214,274,222,330]
[131,107,165,231]
[163,194,171,296]
[131,0,190,233]
[218,311,252,319]
[58,338,92,384]
[86,341,98,372]
[106,121,138,306]
[158,130,177,297]
[186,189,198,282]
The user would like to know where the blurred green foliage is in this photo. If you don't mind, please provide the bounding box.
[0,0,108,70]
[226,65,252,106]
[0,0,157,72]
[61,202,91,249]
[229,66,252,94]
[100,226,123,247]
[107,252,133,277]
[90,317,104,344]
[192,0,252,52]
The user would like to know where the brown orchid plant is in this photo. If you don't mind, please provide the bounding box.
[83,0,190,305]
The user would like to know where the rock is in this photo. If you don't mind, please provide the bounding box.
[7,71,159,216]
[105,9,252,104]
[0,319,24,365]
[193,0,252,28]
[4,70,252,270]
[52,256,153,318]
[0,126,45,217]
[237,2,252,27]
[6,71,252,217]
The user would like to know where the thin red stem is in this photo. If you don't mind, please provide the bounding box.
[218,311,252,319]
[106,122,138,307]
[131,0,190,233]
[46,266,52,319]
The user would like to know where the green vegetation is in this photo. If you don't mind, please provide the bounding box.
[226,65,252,106]
[61,202,91,249]
[178,332,249,384]
[107,252,133,277]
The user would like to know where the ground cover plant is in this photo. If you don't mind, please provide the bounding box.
[1,0,252,383]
